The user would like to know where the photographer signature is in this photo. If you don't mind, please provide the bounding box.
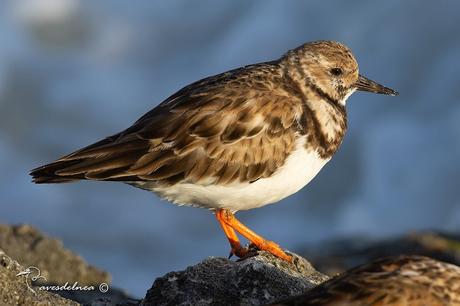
[16,266,47,294]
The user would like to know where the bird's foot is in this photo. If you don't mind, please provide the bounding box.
[228,244,249,259]
[247,240,292,262]
[215,209,292,263]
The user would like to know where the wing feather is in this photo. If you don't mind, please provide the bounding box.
[30,63,304,187]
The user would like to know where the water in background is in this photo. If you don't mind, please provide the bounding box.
[1,0,459,297]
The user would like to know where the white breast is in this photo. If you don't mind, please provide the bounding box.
[135,136,329,211]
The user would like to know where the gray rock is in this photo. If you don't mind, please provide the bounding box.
[0,224,139,306]
[141,250,328,306]
[0,224,110,286]
[0,249,78,306]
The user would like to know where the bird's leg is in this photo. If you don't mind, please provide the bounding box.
[215,210,249,258]
[215,209,292,262]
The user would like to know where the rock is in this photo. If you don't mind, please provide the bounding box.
[5,223,458,306]
[83,297,140,306]
[58,286,139,306]
[0,224,110,286]
[141,250,328,306]
[0,224,139,306]
[301,231,460,276]
[0,249,78,306]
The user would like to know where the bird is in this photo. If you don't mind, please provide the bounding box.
[30,40,398,262]
[271,255,460,305]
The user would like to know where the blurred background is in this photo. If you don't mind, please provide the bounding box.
[1,0,459,297]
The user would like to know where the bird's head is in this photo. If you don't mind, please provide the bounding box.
[283,40,398,106]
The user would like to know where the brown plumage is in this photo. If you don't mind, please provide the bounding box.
[31,41,374,187]
[272,255,460,306]
[31,63,304,186]
[31,41,357,187]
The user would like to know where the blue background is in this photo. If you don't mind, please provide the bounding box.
[1,0,459,297]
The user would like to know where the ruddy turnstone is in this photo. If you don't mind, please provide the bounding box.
[30,41,398,262]
[272,255,460,305]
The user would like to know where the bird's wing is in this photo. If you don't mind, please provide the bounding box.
[31,64,306,186]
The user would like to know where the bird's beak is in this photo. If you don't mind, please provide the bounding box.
[355,74,398,96]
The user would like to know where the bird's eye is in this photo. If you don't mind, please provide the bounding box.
[330,68,343,76]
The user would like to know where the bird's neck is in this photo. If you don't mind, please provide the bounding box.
[302,97,347,159]
[280,61,347,159]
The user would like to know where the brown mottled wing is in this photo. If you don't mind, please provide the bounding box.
[272,256,460,306]
[31,63,304,186]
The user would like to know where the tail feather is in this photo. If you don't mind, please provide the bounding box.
[30,160,85,183]
[30,133,151,184]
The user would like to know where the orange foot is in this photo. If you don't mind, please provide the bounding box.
[215,209,292,262]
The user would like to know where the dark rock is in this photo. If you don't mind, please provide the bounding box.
[83,297,140,306]
[0,249,78,306]
[59,286,140,306]
[141,250,328,306]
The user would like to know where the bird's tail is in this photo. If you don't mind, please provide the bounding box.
[30,160,85,183]
[29,132,146,184]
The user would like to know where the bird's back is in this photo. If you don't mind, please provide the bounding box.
[30,61,305,187]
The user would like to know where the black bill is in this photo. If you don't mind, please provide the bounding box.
[355,74,398,96]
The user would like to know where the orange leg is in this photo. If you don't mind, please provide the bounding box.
[215,209,292,262]
[215,211,249,258]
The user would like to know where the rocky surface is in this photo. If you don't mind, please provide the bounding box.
[0,249,79,306]
[0,223,328,306]
[0,224,109,286]
[2,223,460,306]
[141,250,328,306]
[0,224,138,306]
